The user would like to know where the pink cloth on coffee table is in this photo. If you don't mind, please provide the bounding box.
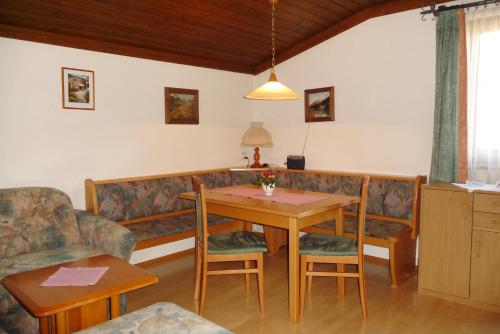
[40,267,109,287]
[213,187,328,205]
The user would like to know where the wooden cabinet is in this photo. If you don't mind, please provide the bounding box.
[419,184,500,312]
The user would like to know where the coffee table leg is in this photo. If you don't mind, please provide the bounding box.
[110,295,120,319]
[334,208,346,296]
[288,218,300,323]
[55,311,68,334]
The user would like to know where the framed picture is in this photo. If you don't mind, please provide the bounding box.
[165,87,199,124]
[304,86,334,122]
[61,67,95,110]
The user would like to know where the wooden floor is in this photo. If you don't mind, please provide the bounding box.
[128,251,500,334]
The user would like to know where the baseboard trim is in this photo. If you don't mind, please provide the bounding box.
[135,248,194,268]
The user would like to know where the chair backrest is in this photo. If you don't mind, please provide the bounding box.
[357,176,370,257]
[192,176,209,260]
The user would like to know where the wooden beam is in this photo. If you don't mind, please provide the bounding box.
[252,0,449,75]
[0,24,254,74]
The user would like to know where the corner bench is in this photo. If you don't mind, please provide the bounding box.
[85,169,245,251]
[85,168,425,286]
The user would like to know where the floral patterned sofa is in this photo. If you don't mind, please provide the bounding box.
[75,302,232,334]
[0,187,137,334]
[85,168,425,286]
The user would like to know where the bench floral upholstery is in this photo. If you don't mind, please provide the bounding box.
[95,172,233,222]
[0,187,137,334]
[88,171,239,249]
[127,213,232,243]
[316,216,409,239]
[75,302,233,334]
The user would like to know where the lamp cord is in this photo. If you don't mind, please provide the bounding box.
[271,0,276,73]
[302,112,311,156]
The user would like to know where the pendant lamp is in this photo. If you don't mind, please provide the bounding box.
[245,0,300,100]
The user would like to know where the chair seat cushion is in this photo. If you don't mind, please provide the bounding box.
[300,233,358,256]
[75,302,233,334]
[126,213,232,242]
[0,245,103,334]
[315,215,409,239]
[208,231,268,254]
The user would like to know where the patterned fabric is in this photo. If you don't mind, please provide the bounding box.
[95,172,233,222]
[75,302,233,334]
[383,180,414,220]
[75,210,137,260]
[300,233,358,256]
[208,231,268,254]
[366,179,385,216]
[315,215,409,239]
[230,170,260,185]
[126,213,231,243]
[0,187,81,259]
[198,172,233,189]
[0,245,103,334]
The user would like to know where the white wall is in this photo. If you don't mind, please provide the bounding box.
[0,38,254,210]
[253,9,436,178]
[1,9,436,262]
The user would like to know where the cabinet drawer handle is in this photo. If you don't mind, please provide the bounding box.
[475,241,481,258]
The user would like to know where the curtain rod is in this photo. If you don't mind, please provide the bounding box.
[420,0,500,18]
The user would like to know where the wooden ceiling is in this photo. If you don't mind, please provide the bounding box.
[0,0,444,75]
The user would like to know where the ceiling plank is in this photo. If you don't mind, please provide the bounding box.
[253,0,448,74]
[0,24,254,74]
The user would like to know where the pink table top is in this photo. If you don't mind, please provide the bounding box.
[212,186,329,205]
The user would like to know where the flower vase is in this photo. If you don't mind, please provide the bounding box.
[262,183,275,196]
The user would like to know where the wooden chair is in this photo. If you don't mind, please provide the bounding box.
[299,175,370,319]
[192,176,267,316]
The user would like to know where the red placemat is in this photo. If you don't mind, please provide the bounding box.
[40,267,109,287]
[213,187,328,205]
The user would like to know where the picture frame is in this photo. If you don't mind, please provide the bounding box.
[304,86,334,122]
[61,67,95,110]
[165,87,199,124]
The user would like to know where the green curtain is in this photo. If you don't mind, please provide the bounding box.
[430,10,460,183]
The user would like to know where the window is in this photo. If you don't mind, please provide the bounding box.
[466,9,500,183]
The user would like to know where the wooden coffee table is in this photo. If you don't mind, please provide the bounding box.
[1,254,158,334]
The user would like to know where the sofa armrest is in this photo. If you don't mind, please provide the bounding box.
[74,210,137,260]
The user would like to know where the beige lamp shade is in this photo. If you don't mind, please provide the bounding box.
[244,72,301,100]
[241,122,273,148]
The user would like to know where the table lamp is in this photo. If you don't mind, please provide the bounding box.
[241,122,273,168]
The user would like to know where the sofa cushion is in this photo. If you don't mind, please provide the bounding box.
[0,187,81,259]
[75,302,233,334]
[126,213,232,243]
[0,245,103,334]
[315,215,410,240]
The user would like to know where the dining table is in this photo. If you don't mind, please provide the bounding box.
[180,184,360,323]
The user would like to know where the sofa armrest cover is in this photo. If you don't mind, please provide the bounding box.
[75,210,137,260]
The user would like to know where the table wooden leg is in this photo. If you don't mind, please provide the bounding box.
[110,295,120,319]
[39,316,50,334]
[334,208,346,296]
[288,218,300,323]
[55,311,68,334]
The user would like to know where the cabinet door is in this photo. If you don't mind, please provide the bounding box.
[419,189,472,298]
[470,230,500,306]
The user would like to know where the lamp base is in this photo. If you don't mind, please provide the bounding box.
[250,147,263,168]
